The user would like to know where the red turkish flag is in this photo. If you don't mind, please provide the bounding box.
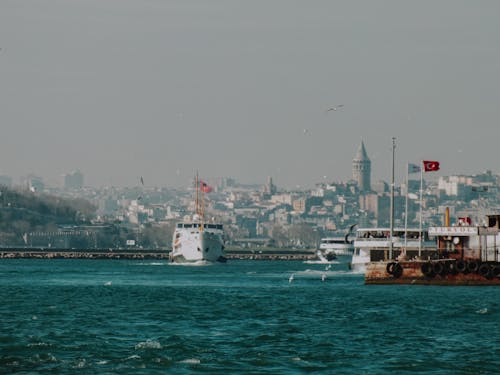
[423,160,440,172]
[200,180,213,193]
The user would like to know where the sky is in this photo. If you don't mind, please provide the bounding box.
[1,0,499,189]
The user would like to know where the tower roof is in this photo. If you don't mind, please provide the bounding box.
[354,141,370,162]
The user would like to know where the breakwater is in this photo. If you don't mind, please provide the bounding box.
[0,248,169,260]
[225,249,317,261]
[0,248,318,260]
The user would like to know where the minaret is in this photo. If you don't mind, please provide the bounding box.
[352,141,371,192]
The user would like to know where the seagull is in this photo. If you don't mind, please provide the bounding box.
[326,104,344,112]
[303,128,309,135]
[289,274,295,283]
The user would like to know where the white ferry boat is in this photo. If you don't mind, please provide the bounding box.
[170,219,226,263]
[350,228,436,273]
[170,176,226,263]
[319,237,354,258]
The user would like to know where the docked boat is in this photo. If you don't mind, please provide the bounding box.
[170,176,226,263]
[319,237,351,259]
[351,227,436,273]
[365,214,500,285]
[319,224,356,260]
[315,249,336,262]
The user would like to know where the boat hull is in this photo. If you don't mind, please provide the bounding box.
[171,230,225,263]
[349,260,367,273]
[365,260,500,285]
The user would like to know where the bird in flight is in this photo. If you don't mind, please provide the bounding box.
[326,104,344,112]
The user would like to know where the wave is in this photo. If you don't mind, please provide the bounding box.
[72,358,87,369]
[303,260,340,265]
[287,269,351,281]
[135,340,162,350]
[124,354,141,361]
[178,358,201,365]
[134,262,166,266]
[168,261,213,267]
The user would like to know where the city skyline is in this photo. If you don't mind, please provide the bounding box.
[1,1,499,188]
[2,159,495,191]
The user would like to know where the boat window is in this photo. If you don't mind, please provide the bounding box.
[177,224,182,228]
[406,231,420,239]
[216,224,223,230]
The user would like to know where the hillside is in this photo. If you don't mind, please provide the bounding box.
[0,186,96,245]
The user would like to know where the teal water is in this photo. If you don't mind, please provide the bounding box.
[0,259,499,374]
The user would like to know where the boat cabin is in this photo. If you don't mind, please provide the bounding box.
[354,228,436,261]
[355,228,428,241]
[428,214,500,262]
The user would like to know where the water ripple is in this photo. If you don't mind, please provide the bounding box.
[0,259,499,374]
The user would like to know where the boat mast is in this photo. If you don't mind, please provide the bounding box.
[195,172,199,217]
[389,137,395,260]
[200,178,205,232]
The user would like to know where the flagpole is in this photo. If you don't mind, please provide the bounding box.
[418,160,424,257]
[404,162,409,251]
[389,137,395,260]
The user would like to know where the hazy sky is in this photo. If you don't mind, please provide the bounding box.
[1,1,499,188]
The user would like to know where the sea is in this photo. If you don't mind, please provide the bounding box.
[0,258,499,374]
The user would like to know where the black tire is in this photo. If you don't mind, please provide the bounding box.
[456,259,468,273]
[467,260,480,273]
[444,261,458,275]
[386,262,396,275]
[421,262,434,277]
[433,261,445,276]
[493,265,500,279]
[392,263,403,278]
[478,263,492,279]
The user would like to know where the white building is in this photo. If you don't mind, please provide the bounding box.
[438,175,473,197]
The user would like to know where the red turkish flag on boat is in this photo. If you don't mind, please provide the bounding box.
[200,180,213,193]
[423,160,440,172]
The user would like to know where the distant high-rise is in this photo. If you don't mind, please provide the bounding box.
[265,176,277,195]
[64,170,84,189]
[352,141,371,192]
